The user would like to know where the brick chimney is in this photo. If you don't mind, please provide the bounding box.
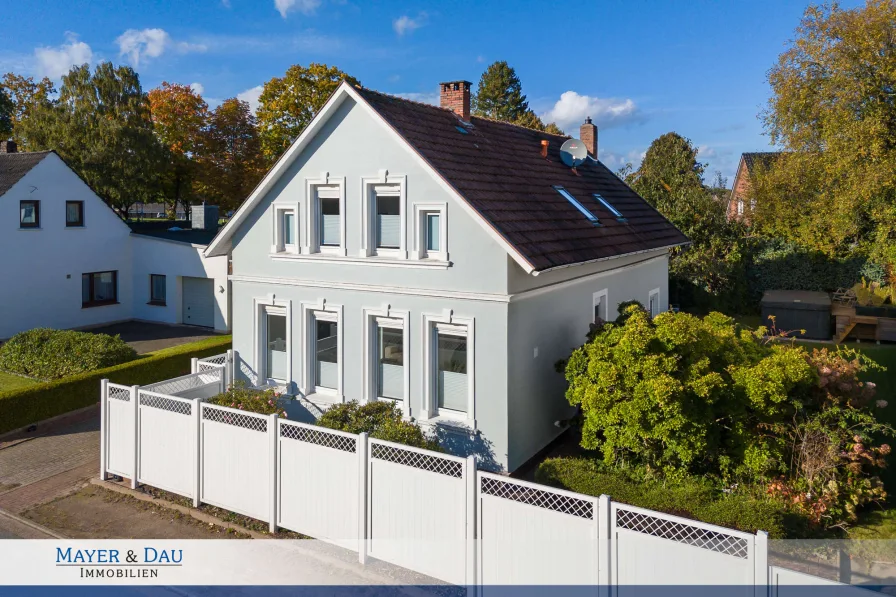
[580,117,597,158]
[440,80,471,121]
[0,140,17,154]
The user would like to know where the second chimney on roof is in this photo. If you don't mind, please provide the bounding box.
[0,140,17,154]
[580,117,598,158]
[440,80,471,122]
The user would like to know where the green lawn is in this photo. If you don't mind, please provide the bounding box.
[0,370,38,392]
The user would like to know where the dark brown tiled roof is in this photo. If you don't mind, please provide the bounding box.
[355,87,688,271]
[742,152,782,174]
[0,151,53,197]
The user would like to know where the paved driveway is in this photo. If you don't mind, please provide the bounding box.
[84,321,221,354]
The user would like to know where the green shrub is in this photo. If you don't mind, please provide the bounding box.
[535,457,800,538]
[0,328,137,380]
[0,336,232,435]
[206,382,288,417]
[317,400,440,451]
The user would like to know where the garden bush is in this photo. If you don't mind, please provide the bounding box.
[535,457,801,538]
[0,335,231,435]
[206,382,288,417]
[318,400,440,450]
[561,306,892,530]
[0,328,137,380]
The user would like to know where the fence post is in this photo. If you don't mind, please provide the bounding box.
[464,455,477,590]
[269,413,278,534]
[131,385,140,490]
[357,432,368,565]
[754,530,769,597]
[193,401,202,508]
[598,494,611,594]
[225,349,234,390]
[99,379,108,481]
[231,350,239,387]
[191,357,199,375]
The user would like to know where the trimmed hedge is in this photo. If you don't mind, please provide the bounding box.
[0,335,232,435]
[535,457,810,539]
[0,328,137,380]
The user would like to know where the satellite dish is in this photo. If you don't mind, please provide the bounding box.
[560,138,589,167]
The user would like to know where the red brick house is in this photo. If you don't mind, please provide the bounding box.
[726,152,781,223]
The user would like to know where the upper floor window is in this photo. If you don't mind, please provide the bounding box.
[361,174,406,258]
[737,199,744,216]
[20,200,39,228]
[272,205,298,254]
[66,201,84,227]
[411,202,447,261]
[306,179,345,255]
[82,271,118,308]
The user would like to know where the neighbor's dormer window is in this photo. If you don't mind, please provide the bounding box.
[592,194,625,221]
[553,186,599,225]
[20,200,39,228]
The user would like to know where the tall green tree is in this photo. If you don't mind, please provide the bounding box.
[472,61,529,122]
[256,63,359,163]
[148,82,209,217]
[0,73,56,145]
[18,63,164,215]
[758,0,896,269]
[0,87,12,138]
[197,98,265,212]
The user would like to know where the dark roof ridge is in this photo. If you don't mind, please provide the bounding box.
[354,85,456,113]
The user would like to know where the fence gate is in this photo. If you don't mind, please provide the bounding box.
[104,383,134,480]
[367,439,473,585]
[477,472,600,589]
[611,501,757,591]
[278,420,362,551]
[137,390,197,498]
[200,403,273,523]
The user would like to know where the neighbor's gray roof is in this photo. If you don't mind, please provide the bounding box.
[0,151,54,197]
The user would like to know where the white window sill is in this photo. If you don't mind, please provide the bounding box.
[302,391,343,406]
[18,227,41,230]
[271,253,450,269]
[419,415,476,433]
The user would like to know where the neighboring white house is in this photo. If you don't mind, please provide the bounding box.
[205,80,689,472]
[0,142,230,339]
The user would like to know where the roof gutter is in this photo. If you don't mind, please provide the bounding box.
[530,241,690,276]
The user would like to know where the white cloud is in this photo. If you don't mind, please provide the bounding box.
[394,91,439,106]
[393,14,426,36]
[115,28,206,67]
[274,0,321,18]
[237,85,263,113]
[190,82,205,95]
[697,145,717,159]
[540,91,643,132]
[34,33,93,79]
[599,148,647,172]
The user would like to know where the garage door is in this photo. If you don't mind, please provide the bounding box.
[182,277,215,328]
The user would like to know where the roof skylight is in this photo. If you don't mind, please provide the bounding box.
[553,186,600,225]
[592,194,626,221]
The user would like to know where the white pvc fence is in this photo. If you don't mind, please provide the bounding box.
[100,355,854,590]
[770,566,876,596]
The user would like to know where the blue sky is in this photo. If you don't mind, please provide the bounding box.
[0,0,864,185]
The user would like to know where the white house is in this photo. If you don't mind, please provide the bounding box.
[205,81,689,472]
[0,142,230,339]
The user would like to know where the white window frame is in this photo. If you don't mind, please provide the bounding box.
[253,296,292,386]
[360,172,407,259]
[272,204,299,254]
[411,202,448,261]
[592,288,608,323]
[362,306,410,418]
[421,311,475,426]
[305,173,346,256]
[648,288,661,317]
[300,299,344,403]
[736,199,744,216]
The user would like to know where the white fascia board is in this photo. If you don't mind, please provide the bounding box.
[204,84,353,257]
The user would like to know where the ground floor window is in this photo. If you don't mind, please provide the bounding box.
[82,271,117,307]
[649,288,661,317]
[376,322,404,401]
[149,274,166,306]
[264,308,288,382]
[314,315,339,392]
[434,324,469,415]
[593,289,608,323]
